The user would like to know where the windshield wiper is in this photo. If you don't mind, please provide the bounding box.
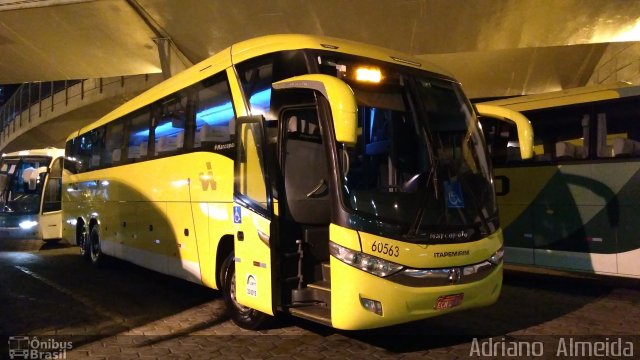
[459,175,493,235]
[405,164,437,237]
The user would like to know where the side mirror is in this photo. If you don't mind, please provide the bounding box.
[273,74,358,145]
[475,104,534,160]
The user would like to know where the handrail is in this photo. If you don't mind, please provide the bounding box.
[0,75,152,140]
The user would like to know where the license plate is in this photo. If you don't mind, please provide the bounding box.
[434,293,464,310]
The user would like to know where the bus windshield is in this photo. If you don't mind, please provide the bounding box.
[318,55,496,242]
[0,156,51,214]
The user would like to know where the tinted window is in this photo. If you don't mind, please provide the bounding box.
[155,94,187,156]
[103,120,125,166]
[593,97,640,158]
[193,74,235,151]
[481,105,590,165]
[127,108,152,162]
[235,50,310,121]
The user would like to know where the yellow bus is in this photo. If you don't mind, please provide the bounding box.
[63,34,532,330]
[0,148,64,241]
[479,83,640,278]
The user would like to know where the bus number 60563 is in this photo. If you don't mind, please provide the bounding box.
[372,241,400,257]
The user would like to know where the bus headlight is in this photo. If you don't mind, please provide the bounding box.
[19,220,38,230]
[488,247,504,265]
[329,242,403,277]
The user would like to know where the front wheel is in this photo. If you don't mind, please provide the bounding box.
[78,224,90,261]
[221,252,272,330]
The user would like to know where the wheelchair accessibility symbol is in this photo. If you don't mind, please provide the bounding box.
[233,206,242,224]
[444,181,465,209]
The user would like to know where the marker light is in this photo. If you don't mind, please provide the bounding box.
[329,241,403,277]
[355,67,382,83]
[488,247,504,265]
[19,220,38,229]
[360,296,383,316]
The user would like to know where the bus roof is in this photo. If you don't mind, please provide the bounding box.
[479,82,640,112]
[2,147,64,158]
[68,34,452,141]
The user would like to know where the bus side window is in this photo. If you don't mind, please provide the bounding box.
[65,138,81,173]
[126,108,152,163]
[76,131,96,172]
[103,119,125,167]
[597,99,640,158]
[88,127,106,170]
[235,50,309,121]
[155,93,188,156]
[193,73,235,152]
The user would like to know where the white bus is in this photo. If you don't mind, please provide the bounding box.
[0,148,65,241]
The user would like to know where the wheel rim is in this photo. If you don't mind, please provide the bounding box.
[229,269,250,313]
[79,228,87,254]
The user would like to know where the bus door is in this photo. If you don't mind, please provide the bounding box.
[278,105,332,287]
[40,157,63,240]
[233,116,275,315]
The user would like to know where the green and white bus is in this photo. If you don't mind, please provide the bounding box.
[479,83,640,278]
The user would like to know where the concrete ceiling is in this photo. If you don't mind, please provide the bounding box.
[1,0,639,98]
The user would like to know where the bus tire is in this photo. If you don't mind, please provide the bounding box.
[89,226,106,266]
[221,252,272,330]
[78,224,91,261]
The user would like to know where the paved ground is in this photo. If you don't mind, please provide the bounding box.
[0,239,638,359]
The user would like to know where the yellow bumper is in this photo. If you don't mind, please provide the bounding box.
[329,257,503,330]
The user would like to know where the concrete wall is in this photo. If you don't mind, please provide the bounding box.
[588,42,640,86]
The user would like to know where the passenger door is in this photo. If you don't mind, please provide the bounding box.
[233,116,275,315]
[40,157,63,240]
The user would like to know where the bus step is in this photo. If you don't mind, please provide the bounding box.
[291,280,331,306]
[289,305,332,327]
[321,262,330,282]
[307,280,330,292]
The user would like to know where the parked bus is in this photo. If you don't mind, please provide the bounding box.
[478,83,640,278]
[0,148,64,241]
[63,34,532,330]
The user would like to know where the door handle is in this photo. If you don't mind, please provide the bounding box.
[237,231,244,241]
[257,229,270,245]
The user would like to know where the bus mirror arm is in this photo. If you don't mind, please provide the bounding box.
[475,104,534,160]
[273,74,358,145]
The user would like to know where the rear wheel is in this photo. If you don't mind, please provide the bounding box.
[221,252,272,330]
[89,226,106,266]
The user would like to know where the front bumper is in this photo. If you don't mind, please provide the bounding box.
[329,256,503,330]
[0,226,40,239]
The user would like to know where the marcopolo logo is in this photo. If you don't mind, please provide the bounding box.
[7,336,72,359]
